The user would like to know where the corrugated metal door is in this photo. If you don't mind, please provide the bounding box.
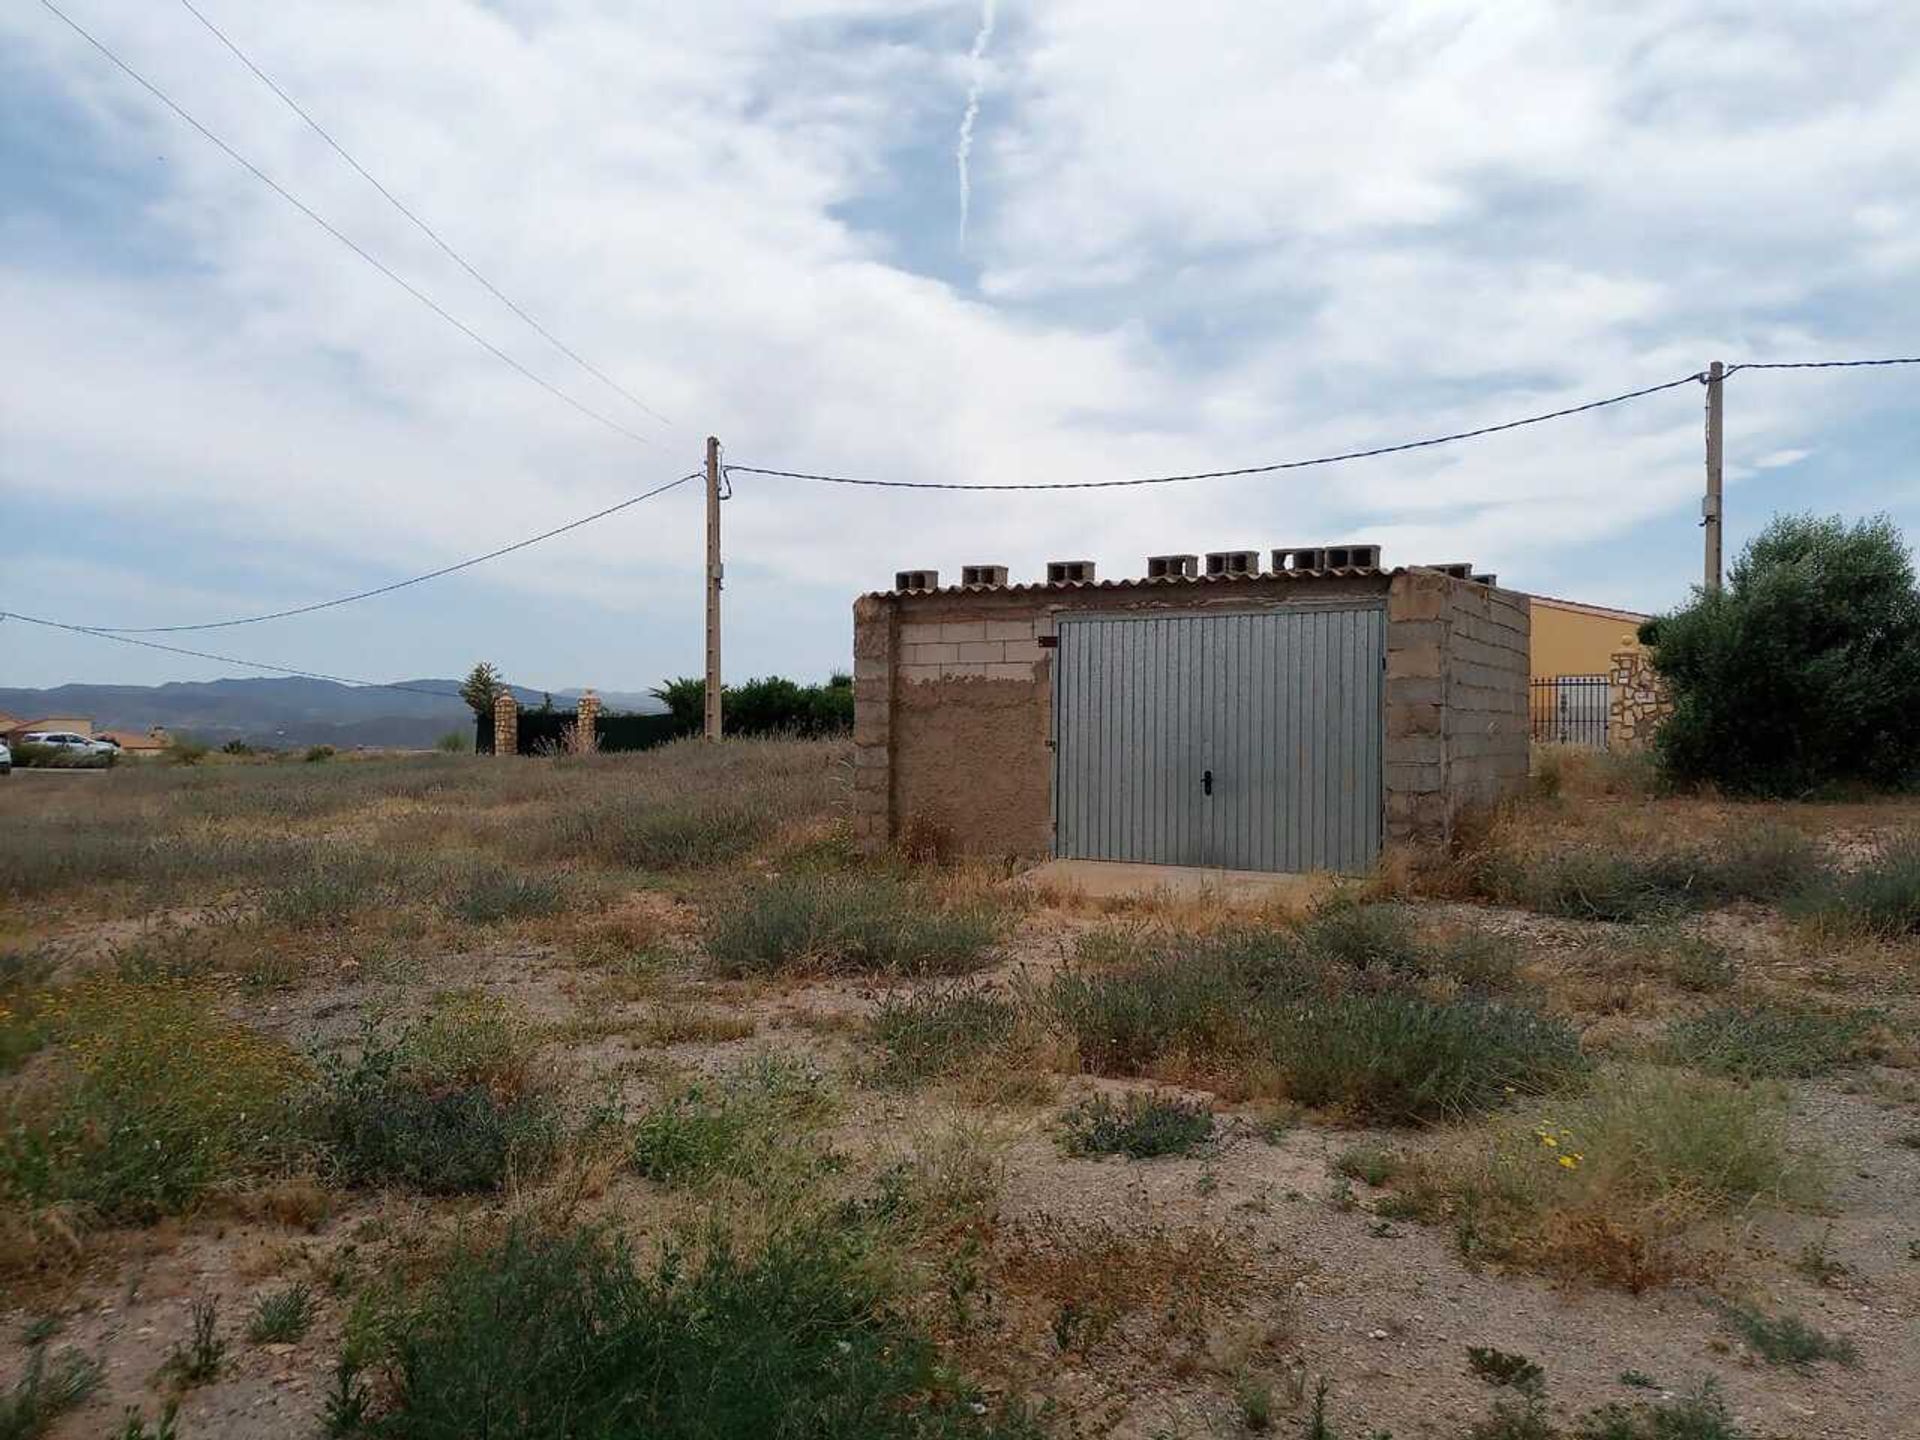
[1053,606,1384,872]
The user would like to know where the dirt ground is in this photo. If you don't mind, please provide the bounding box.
[4,753,1919,1439]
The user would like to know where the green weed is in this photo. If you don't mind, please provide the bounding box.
[1717,1303,1859,1370]
[1667,1004,1879,1080]
[441,865,567,924]
[703,873,1003,978]
[0,1346,102,1440]
[1059,1092,1213,1159]
[1333,1143,1404,1188]
[1788,834,1920,939]
[310,1026,558,1195]
[1576,1381,1748,1440]
[631,1054,834,1187]
[870,985,1019,1085]
[163,1296,226,1388]
[247,1281,317,1344]
[343,1222,1034,1438]
[0,980,306,1223]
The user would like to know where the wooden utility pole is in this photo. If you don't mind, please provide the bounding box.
[1703,360,1724,592]
[704,436,724,740]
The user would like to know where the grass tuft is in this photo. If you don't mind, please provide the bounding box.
[1717,1303,1859,1370]
[1666,1004,1880,1080]
[1059,1091,1213,1159]
[1575,1381,1749,1440]
[870,985,1019,1086]
[703,873,1003,978]
[1788,833,1920,939]
[441,865,567,924]
[0,1346,103,1440]
[630,1054,834,1187]
[246,1281,317,1344]
[342,1222,1033,1438]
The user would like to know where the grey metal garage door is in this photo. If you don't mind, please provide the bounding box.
[1052,606,1384,872]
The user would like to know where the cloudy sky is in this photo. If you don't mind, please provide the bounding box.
[4,0,1917,693]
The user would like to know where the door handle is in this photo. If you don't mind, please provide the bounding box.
[1201,768,1213,797]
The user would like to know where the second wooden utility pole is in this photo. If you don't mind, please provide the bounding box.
[704,435,724,741]
[1703,360,1724,592]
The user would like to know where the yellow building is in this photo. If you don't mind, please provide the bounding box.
[1527,594,1650,680]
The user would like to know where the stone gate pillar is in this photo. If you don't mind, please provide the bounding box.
[492,691,518,758]
[574,690,601,754]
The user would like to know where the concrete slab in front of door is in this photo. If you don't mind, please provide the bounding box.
[1016,859,1345,911]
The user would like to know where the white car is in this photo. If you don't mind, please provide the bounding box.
[21,731,116,758]
[0,740,9,776]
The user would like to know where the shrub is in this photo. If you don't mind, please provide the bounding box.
[441,865,566,924]
[345,1222,1028,1439]
[703,873,1002,978]
[0,1346,103,1439]
[165,739,210,767]
[263,851,407,930]
[1576,1381,1749,1440]
[309,1027,557,1194]
[1046,929,1579,1121]
[1398,1068,1816,1290]
[651,674,854,739]
[1296,904,1519,989]
[435,730,470,754]
[870,985,1019,1085]
[1060,1092,1213,1159]
[1045,928,1304,1076]
[1269,993,1586,1123]
[631,1055,832,1187]
[1667,1005,1880,1080]
[247,1282,317,1344]
[1717,1303,1859,1370]
[549,795,769,870]
[1788,833,1920,939]
[1649,514,1920,795]
[1333,1143,1404,1187]
[304,745,337,763]
[1480,826,1821,921]
[0,980,306,1223]
[220,739,255,756]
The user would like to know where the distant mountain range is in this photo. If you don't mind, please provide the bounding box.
[0,677,665,750]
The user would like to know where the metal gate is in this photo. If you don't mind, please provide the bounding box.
[1053,606,1385,872]
[1529,676,1611,748]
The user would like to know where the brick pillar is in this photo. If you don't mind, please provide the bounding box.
[492,691,518,759]
[851,595,896,853]
[574,690,601,754]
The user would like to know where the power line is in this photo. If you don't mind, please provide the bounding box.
[173,0,671,430]
[725,372,1709,491]
[77,472,701,635]
[1726,357,1920,373]
[36,0,654,448]
[0,611,466,699]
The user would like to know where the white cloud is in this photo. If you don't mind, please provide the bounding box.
[2,0,1917,688]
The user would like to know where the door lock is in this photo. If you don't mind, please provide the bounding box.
[1201,768,1214,796]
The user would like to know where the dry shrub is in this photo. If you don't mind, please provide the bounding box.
[897,812,956,867]
[1530,744,1659,801]
[991,1217,1252,1358]
[1392,1067,1818,1291]
[643,1007,757,1045]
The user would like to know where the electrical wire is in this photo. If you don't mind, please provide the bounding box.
[0,611,467,699]
[1725,357,1920,373]
[36,0,655,448]
[72,472,701,635]
[173,0,671,430]
[725,372,1710,491]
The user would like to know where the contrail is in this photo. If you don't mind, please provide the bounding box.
[956,0,996,249]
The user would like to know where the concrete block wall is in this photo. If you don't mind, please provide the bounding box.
[850,570,1524,863]
[1384,570,1529,842]
[851,596,895,849]
[896,617,1051,683]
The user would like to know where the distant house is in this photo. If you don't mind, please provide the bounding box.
[1527,594,1649,681]
[99,726,171,757]
[3,714,95,744]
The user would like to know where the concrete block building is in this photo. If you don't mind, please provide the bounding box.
[852,555,1529,873]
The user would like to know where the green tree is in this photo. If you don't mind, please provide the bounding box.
[459,663,504,720]
[1649,514,1920,795]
